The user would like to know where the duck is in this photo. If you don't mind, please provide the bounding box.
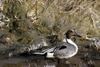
[18,29,81,59]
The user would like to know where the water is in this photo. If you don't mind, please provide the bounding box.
[0,56,57,67]
[0,53,100,67]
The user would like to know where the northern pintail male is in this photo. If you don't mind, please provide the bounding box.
[18,29,81,59]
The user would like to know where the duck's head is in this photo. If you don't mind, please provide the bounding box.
[65,29,81,39]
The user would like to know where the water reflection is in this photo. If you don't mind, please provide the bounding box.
[0,57,57,67]
[0,56,100,67]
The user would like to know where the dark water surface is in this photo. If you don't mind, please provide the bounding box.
[0,56,57,67]
[0,54,100,67]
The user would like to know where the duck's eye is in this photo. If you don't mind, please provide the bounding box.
[59,46,67,50]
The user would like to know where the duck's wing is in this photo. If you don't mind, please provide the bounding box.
[30,46,56,55]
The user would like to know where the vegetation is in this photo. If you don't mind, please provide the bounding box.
[0,0,100,46]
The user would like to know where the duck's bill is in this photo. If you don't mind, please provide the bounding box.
[73,31,82,37]
[75,34,82,37]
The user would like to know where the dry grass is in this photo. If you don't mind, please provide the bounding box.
[2,0,100,45]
